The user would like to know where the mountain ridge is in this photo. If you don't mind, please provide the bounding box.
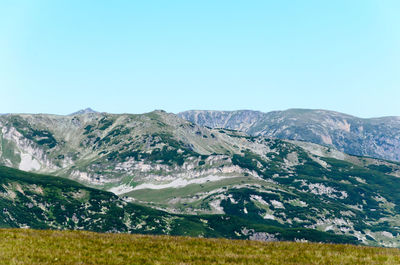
[180,108,400,120]
[178,109,400,161]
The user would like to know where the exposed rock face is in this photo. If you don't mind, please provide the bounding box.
[178,109,400,161]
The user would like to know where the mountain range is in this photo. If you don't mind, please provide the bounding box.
[178,109,400,162]
[0,108,400,247]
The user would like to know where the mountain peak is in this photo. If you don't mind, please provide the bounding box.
[69,108,98,116]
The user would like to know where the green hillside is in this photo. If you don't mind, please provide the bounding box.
[0,229,399,265]
[0,165,356,244]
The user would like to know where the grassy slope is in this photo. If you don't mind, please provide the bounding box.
[0,229,399,265]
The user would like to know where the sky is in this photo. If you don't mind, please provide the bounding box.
[0,0,399,118]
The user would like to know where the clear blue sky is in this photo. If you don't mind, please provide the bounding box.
[1,0,399,117]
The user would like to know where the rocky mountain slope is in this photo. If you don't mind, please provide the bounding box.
[178,109,400,162]
[1,110,400,246]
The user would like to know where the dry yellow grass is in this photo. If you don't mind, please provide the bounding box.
[0,229,399,264]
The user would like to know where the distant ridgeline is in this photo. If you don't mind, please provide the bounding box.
[179,109,400,162]
[0,109,400,247]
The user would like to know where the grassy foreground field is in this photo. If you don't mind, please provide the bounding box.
[1,229,400,265]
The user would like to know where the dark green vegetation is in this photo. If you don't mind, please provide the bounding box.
[0,166,357,244]
[215,143,400,247]
[1,229,399,265]
[0,165,172,233]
